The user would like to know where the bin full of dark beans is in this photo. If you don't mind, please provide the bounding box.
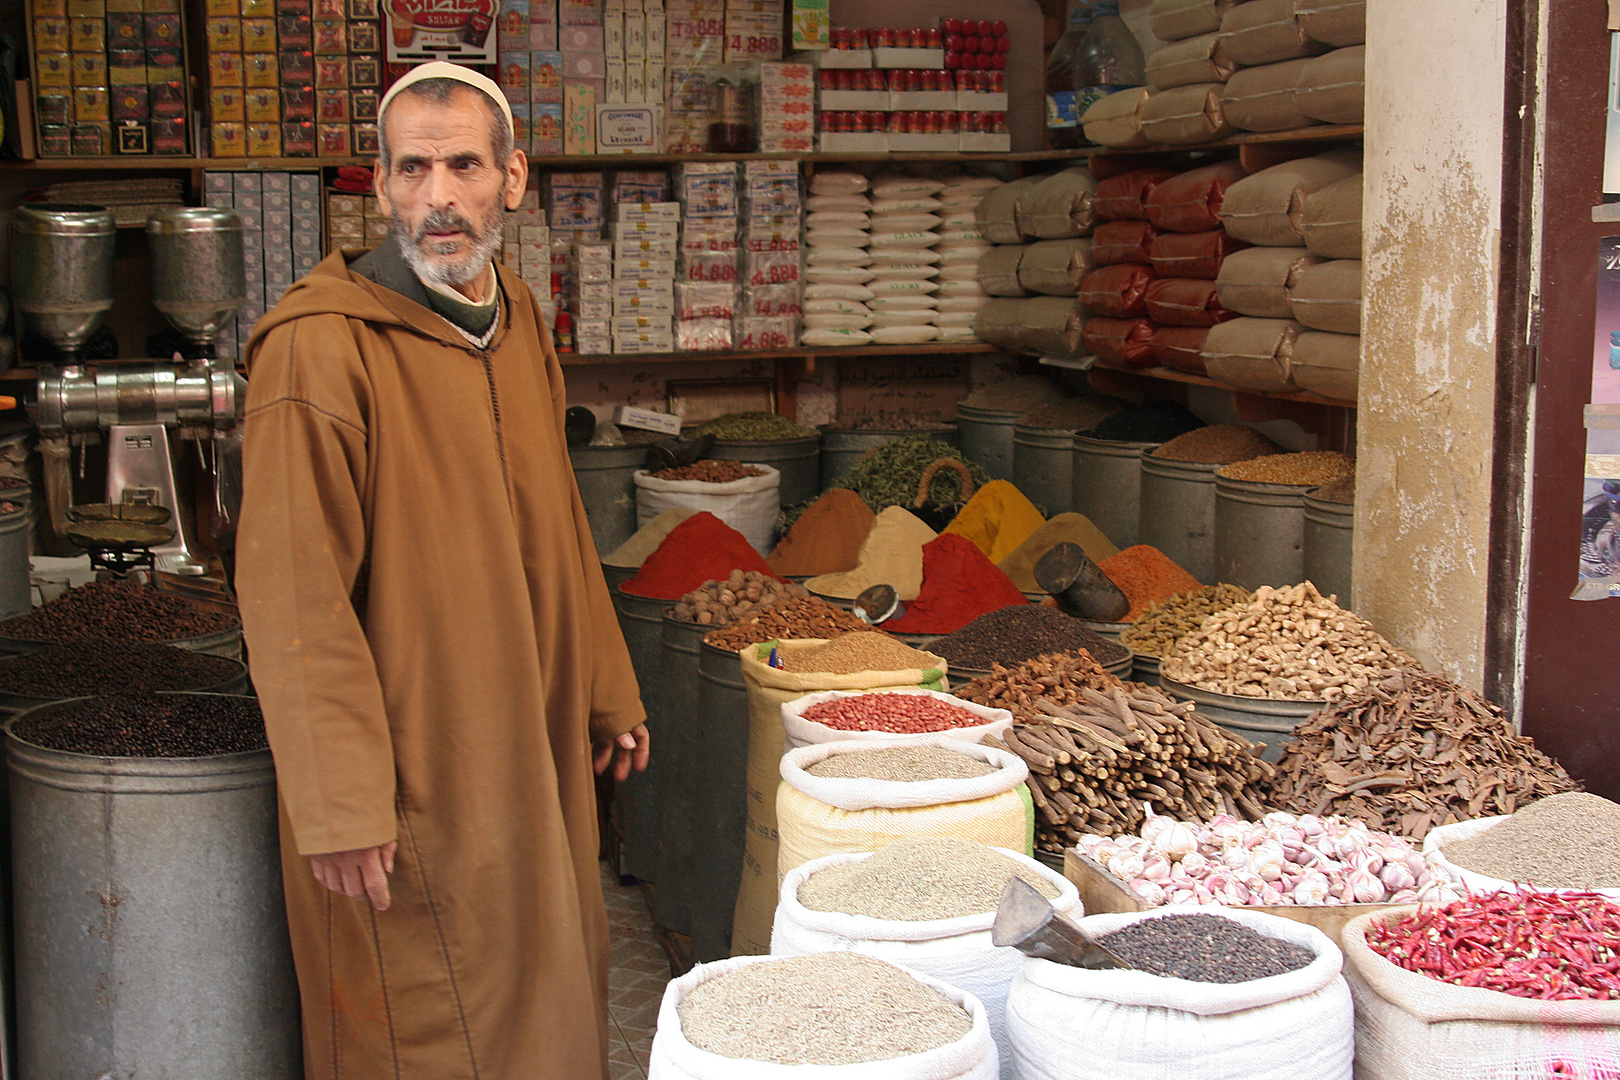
[0,580,238,644]
[0,642,244,700]
[1097,914,1315,984]
[10,691,268,758]
[929,605,1130,670]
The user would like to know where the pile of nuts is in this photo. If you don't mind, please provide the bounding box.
[955,649,1124,724]
[671,571,806,626]
[702,597,876,649]
[1161,583,1415,701]
[648,460,766,484]
[1120,584,1253,659]
[800,693,990,735]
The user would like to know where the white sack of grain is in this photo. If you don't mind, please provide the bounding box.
[776,738,1033,881]
[1017,166,1100,239]
[975,297,1086,356]
[1294,46,1365,125]
[773,846,1079,1078]
[977,176,1041,244]
[1202,317,1306,392]
[1217,247,1326,317]
[1296,0,1366,47]
[1006,907,1352,1080]
[1018,239,1095,297]
[1292,331,1360,401]
[977,246,1028,297]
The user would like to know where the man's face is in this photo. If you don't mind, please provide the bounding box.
[374,87,525,290]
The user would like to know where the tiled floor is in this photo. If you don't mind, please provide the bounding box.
[602,862,668,1080]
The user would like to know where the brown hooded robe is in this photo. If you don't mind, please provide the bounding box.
[235,247,645,1079]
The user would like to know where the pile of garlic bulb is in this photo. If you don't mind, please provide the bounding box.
[1076,809,1462,908]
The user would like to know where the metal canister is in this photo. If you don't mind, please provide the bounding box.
[9,204,117,354]
[146,207,246,348]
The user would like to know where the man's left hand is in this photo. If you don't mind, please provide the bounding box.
[593,724,650,783]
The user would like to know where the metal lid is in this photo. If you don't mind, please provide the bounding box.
[12,204,116,237]
[146,207,243,235]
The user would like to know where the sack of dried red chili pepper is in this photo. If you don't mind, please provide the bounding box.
[1343,896,1620,1080]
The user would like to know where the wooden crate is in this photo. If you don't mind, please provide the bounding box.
[1063,849,1393,949]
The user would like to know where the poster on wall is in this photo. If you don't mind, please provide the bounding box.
[385,0,498,64]
[1573,237,1620,598]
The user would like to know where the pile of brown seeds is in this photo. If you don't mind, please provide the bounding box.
[13,691,266,757]
[805,745,995,782]
[1441,793,1620,889]
[649,460,767,483]
[1215,451,1353,487]
[781,632,938,675]
[0,581,238,643]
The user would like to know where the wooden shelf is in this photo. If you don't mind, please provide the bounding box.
[1085,357,1356,409]
[559,342,1001,367]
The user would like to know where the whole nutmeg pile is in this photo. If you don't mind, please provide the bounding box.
[1119,584,1253,659]
[649,460,767,483]
[1161,582,1415,701]
[670,570,807,626]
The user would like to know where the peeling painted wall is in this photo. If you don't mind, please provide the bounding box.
[1358,0,1507,687]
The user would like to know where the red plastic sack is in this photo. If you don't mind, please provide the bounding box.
[1148,229,1250,280]
[1150,326,1211,374]
[1085,316,1156,367]
[1093,168,1178,221]
[1144,161,1249,233]
[1078,264,1156,318]
[1092,220,1160,266]
[1145,278,1235,327]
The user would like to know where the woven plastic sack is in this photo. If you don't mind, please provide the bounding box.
[1150,0,1234,41]
[1094,168,1177,221]
[1092,220,1159,266]
[1148,33,1236,89]
[1149,229,1249,280]
[772,848,1079,1078]
[1080,88,1152,149]
[1218,0,1329,66]
[1146,160,1250,233]
[1292,332,1360,401]
[634,465,781,554]
[1150,325,1211,374]
[1085,316,1156,367]
[1017,166,1100,239]
[775,739,1033,882]
[1223,59,1316,132]
[1288,258,1362,334]
[977,246,1028,296]
[730,639,949,957]
[1297,0,1366,48]
[975,297,1086,357]
[1006,907,1353,1080]
[1220,150,1362,247]
[1342,906,1620,1080]
[1079,264,1155,319]
[780,689,1014,752]
[976,176,1040,244]
[1217,247,1326,317]
[1300,174,1363,259]
[1140,83,1235,145]
[1018,239,1094,296]
[1146,278,1233,327]
[649,954,999,1080]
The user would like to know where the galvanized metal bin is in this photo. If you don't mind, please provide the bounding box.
[570,443,646,559]
[612,584,669,882]
[1139,452,1222,584]
[1072,436,1161,550]
[1303,493,1354,607]
[1012,424,1078,516]
[0,657,250,716]
[0,504,28,622]
[705,436,821,508]
[818,427,957,489]
[691,640,749,963]
[654,614,707,936]
[1213,475,1315,589]
[1158,676,1317,762]
[7,695,300,1079]
[954,404,1024,481]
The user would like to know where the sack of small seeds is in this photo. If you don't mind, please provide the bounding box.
[773,842,1080,1078]
[1005,907,1353,1080]
[775,738,1033,885]
[780,688,1013,752]
[635,466,783,555]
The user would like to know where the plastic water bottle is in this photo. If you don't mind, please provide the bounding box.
[1045,3,1094,149]
[1072,1,1146,132]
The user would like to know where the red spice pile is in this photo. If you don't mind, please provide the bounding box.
[883,534,1029,634]
[621,512,781,599]
[1100,545,1202,622]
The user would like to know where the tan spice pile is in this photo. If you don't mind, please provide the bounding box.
[798,838,1057,921]
[1442,792,1620,889]
[806,506,938,601]
[1120,584,1253,658]
[805,745,996,782]
[603,508,694,568]
[1151,425,1282,465]
[781,632,939,675]
[1215,451,1353,486]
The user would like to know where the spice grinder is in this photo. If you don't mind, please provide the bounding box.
[9,203,117,361]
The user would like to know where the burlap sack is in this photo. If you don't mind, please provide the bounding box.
[1081,88,1153,149]
[1292,331,1360,401]
[977,245,1029,297]
[1217,246,1327,317]
[1288,258,1362,333]
[1202,317,1305,392]
[1295,46,1365,124]
[1078,264,1155,319]
[1297,0,1366,47]
[1223,59,1317,132]
[1300,173,1363,258]
[1218,0,1329,65]
[1145,160,1250,233]
[1150,0,1235,41]
[1140,83,1236,145]
[1017,166,1100,239]
[1220,149,1363,246]
[1151,325,1212,374]
[1094,168,1177,221]
[1148,33,1236,90]
[974,297,1087,357]
[1085,316,1156,367]
[977,176,1040,244]
[1342,907,1620,1080]
[1018,239,1094,296]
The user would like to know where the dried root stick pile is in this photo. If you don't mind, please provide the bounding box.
[1269,668,1580,838]
[954,649,1125,724]
[985,683,1276,854]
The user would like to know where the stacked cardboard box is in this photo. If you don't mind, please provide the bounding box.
[32,0,190,156]
[205,170,323,357]
[500,189,556,326]
[735,159,800,348]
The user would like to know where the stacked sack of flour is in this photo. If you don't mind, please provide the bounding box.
[864,174,947,345]
[932,175,1001,342]
[801,170,877,348]
[1210,149,1363,401]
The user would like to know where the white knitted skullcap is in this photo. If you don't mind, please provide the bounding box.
[377,61,513,144]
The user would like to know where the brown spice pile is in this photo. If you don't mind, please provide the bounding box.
[781,632,938,675]
[955,649,1124,724]
[649,460,767,483]
[1151,424,1282,465]
[702,597,876,650]
[1215,451,1353,486]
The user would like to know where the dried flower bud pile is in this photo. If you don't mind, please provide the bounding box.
[954,649,1124,724]
[1268,668,1579,838]
[1366,892,1620,1000]
[983,681,1274,852]
[1119,584,1253,659]
[670,571,807,626]
[1077,810,1459,909]
[1161,582,1415,701]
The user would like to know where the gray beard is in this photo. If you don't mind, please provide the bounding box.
[392,206,504,290]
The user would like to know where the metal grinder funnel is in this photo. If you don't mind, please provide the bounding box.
[146,208,245,350]
[9,204,116,358]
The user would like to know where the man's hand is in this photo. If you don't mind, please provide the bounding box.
[593,724,650,783]
[309,841,398,911]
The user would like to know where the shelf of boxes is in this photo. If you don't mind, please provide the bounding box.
[203,168,324,357]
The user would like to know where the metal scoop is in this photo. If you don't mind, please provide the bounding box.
[643,433,716,472]
[853,583,904,625]
[1034,542,1131,622]
[992,878,1133,970]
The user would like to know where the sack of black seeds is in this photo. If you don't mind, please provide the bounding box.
[1005,907,1352,1080]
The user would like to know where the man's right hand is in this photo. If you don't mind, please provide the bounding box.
[309,841,398,911]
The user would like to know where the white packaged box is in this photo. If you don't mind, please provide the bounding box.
[615,257,676,278]
[614,219,681,240]
[576,297,614,319]
[614,238,679,259]
[615,404,682,434]
[576,335,612,354]
[616,201,683,222]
